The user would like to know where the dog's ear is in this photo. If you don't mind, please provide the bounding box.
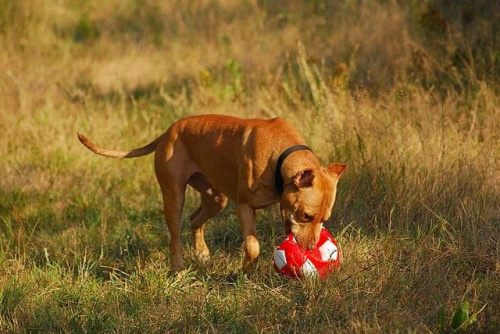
[293,169,315,188]
[326,163,346,179]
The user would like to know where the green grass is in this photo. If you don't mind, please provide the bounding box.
[1,0,499,332]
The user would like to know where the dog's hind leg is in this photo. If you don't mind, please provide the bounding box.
[154,140,193,272]
[157,180,187,272]
[188,173,228,262]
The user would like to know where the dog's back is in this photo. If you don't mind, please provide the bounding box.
[163,115,304,201]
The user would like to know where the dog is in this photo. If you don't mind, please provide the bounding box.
[78,115,346,273]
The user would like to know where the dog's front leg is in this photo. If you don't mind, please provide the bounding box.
[237,204,260,273]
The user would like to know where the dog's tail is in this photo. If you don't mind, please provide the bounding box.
[77,133,162,159]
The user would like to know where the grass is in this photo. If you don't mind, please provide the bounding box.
[1,0,499,332]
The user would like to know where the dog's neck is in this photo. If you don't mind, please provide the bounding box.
[275,146,319,195]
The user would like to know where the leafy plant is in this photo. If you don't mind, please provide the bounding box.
[438,301,484,333]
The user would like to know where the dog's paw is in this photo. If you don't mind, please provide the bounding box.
[194,252,211,263]
[193,245,211,263]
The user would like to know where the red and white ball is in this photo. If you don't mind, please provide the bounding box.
[273,228,340,278]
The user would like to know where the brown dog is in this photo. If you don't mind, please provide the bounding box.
[78,115,345,272]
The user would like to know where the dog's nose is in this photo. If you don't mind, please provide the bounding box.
[304,239,318,250]
[287,220,321,249]
[299,235,320,250]
[303,243,315,251]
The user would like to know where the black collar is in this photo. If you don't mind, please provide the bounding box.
[275,145,313,195]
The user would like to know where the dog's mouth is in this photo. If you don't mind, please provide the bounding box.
[284,218,319,250]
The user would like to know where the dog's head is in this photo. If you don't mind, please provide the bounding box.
[280,163,346,250]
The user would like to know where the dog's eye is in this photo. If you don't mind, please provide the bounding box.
[303,213,314,222]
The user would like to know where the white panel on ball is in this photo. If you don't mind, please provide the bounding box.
[273,250,287,270]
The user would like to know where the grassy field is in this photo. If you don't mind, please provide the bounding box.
[1,0,499,332]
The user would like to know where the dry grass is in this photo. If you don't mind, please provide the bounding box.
[1,0,499,332]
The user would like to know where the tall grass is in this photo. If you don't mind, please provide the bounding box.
[1,0,499,332]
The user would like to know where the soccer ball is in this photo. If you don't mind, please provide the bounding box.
[273,228,340,278]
